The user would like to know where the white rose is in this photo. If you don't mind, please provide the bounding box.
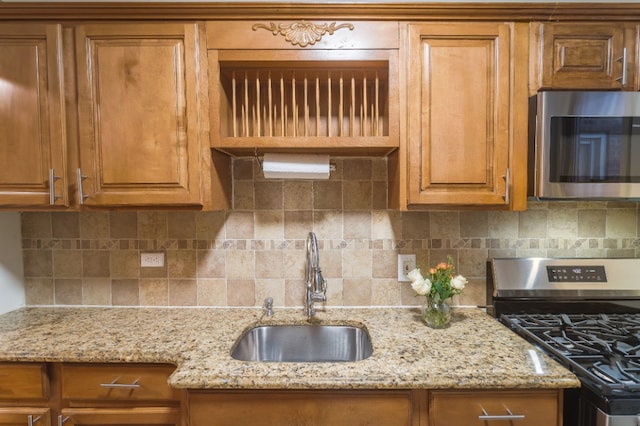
[451,274,468,290]
[407,268,424,282]
[411,278,432,295]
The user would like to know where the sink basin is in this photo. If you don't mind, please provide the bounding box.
[231,324,373,362]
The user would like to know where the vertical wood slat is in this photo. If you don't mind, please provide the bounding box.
[327,73,332,137]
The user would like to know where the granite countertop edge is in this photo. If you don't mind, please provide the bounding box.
[0,306,581,391]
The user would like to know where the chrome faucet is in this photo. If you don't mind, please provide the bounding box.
[305,232,327,319]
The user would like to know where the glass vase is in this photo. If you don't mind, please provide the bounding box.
[421,297,451,329]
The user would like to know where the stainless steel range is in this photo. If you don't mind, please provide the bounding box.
[488,258,640,426]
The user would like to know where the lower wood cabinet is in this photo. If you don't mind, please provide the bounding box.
[428,389,561,426]
[0,364,51,426]
[189,390,418,426]
[59,407,181,426]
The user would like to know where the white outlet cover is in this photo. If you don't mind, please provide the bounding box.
[397,254,416,282]
[141,252,165,268]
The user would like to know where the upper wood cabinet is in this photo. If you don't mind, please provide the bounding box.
[206,21,400,157]
[401,22,528,210]
[533,22,636,90]
[0,24,68,207]
[73,23,206,207]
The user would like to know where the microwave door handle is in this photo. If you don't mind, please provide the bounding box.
[616,47,628,87]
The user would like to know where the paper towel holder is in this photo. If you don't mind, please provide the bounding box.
[255,150,336,180]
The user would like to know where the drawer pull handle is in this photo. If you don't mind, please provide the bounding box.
[28,415,41,426]
[478,406,525,421]
[58,415,69,426]
[99,378,141,389]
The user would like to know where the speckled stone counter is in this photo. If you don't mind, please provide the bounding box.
[0,306,580,390]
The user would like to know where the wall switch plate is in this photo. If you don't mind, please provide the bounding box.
[397,254,416,282]
[141,252,165,268]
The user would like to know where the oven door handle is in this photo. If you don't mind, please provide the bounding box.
[478,406,525,421]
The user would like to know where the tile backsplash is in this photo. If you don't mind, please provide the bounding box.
[21,158,640,309]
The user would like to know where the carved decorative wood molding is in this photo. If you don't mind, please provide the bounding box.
[252,21,354,47]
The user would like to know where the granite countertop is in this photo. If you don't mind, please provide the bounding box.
[0,306,580,390]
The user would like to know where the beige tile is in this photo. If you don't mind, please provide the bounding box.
[284,211,313,239]
[196,211,226,240]
[234,158,254,180]
[373,211,400,239]
[197,250,226,278]
[284,181,313,211]
[343,211,371,239]
[80,212,109,239]
[460,212,488,238]
[343,158,372,180]
[255,181,283,210]
[254,211,284,239]
[53,250,82,278]
[342,250,372,278]
[313,181,342,210]
[52,212,79,238]
[372,250,397,278]
[140,257,168,279]
[400,282,421,306]
[256,251,284,279]
[227,279,255,306]
[283,250,306,280]
[430,212,460,239]
[140,278,169,306]
[167,250,197,278]
[110,211,138,239]
[343,278,372,306]
[197,278,226,306]
[83,278,111,305]
[23,250,53,278]
[371,279,400,306]
[112,279,139,306]
[137,212,168,239]
[548,209,578,238]
[111,250,139,278]
[607,208,637,237]
[318,249,342,278]
[343,181,372,210]
[226,250,255,279]
[457,248,489,278]
[225,211,254,239]
[169,279,197,306]
[82,251,110,278]
[54,279,82,305]
[454,277,486,307]
[21,212,51,238]
[168,212,196,239]
[578,209,606,237]
[488,211,519,238]
[255,279,285,306]
[518,210,547,238]
[402,212,430,239]
[233,180,255,210]
[372,182,388,210]
[285,278,305,307]
[325,278,344,306]
[372,158,387,181]
[313,211,342,239]
[25,278,54,305]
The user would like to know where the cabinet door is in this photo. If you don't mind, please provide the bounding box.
[74,23,203,207]
[539,23,629,89]
[0,408,51,426]
[406,23,518,207]
[428,390,560,426]
[0,24,67,207]
[60,408,180,426]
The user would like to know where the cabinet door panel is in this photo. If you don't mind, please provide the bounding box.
[429,390,560,426]
[0,24,67,207]
[61,407,180,426]
[75,23,202,206]
[0,408,51,426]
[407,23,511,206]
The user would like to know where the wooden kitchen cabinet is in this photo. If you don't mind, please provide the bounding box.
[427,389,561,426]
[0,363,52,426]
[0,24,68,207]
[59,363,183,426]
[402,22,528,210]
[189,389,418,426]
[533,22,636,90]
[72,22,206,207]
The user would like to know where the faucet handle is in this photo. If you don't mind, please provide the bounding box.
[263,297,274,317]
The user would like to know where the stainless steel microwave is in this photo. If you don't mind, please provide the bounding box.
[534,91,640,200]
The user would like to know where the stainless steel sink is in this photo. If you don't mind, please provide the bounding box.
[231,324,373,362]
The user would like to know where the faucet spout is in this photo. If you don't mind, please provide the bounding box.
[305,232,326,319]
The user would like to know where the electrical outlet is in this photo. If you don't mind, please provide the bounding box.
[141,252,165,268]
[397,254,416,282]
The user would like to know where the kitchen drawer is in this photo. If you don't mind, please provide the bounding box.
[0,363,48,400]
[428,390,560,426]
[61,364,180,402]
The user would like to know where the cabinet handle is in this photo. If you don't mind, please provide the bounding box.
[49,169,61,205]
[99,378,141,389]
[76,168,89,205]
[503,168,510,205]
[478,406,525,421]
[616,47,628,87]
[58,415,69,426]
[27,415,41,426]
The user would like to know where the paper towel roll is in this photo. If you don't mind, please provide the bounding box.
[262,153,331,180]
